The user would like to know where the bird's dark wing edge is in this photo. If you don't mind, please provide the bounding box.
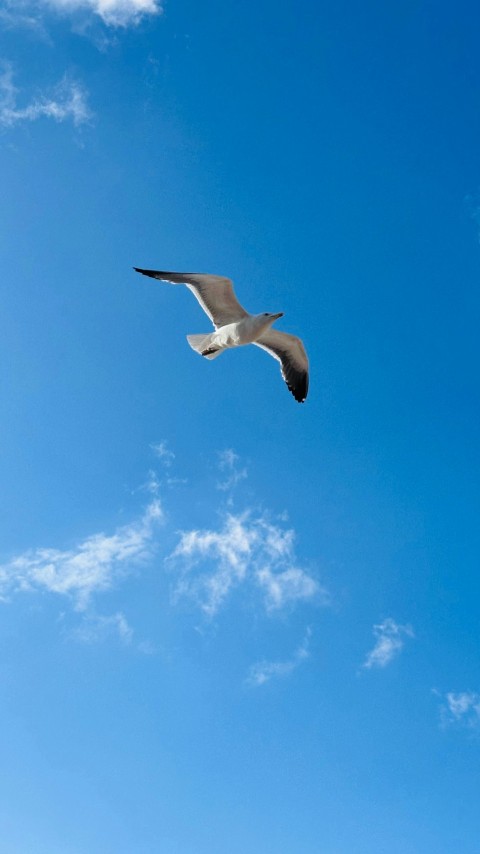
[254,331,309,403]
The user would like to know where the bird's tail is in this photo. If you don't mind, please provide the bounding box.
[186,333,223,360]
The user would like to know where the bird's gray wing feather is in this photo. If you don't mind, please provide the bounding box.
[254,329,309,403]
[134,268,249,328]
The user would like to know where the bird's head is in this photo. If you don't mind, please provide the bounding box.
[258,311,284,324]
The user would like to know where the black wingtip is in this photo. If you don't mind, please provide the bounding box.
[286,373,308,403]
[134,267,158,279]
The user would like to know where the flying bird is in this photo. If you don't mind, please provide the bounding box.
[134,268,309,402]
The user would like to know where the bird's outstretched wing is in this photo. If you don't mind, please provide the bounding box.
[134,268,249,328]
[254,330,309,403]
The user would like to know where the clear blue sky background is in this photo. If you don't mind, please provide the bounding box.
[1,1,480,851]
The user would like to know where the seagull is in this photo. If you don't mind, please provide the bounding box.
[134,268,309,403]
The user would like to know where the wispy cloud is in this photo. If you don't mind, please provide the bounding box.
[0,500,162,611]
[0,63,91,129]
[142,469,161,496]
[0,447,323,664]
[362,618,414,670]
[257,565,320,611]
[69,608,158,653]
[247,629,311,687]
[146,441,187,488]
[8,0,162,28]
[216,448,247,493]
[169,511,325,617]
[437,691,480,730]
[0,6,50,39]
[150,440,175,467]
[71,610,134,644]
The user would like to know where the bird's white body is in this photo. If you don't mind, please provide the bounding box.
[204,315,279,350]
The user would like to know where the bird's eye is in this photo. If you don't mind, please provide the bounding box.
[264,312,269,316]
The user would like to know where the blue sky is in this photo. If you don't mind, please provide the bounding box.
[1,0,480,851]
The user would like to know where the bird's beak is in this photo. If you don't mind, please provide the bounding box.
[271,312,284,320]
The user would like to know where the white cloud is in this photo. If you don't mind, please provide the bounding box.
[362,618,414,670]
[34,0,161,27]
[0,448,323,661]
[169,511,323,617]
[257,565,321,611]
[171,513,253,616]
[438,691,480,729]
[0,63,91,128]
[247,629,311,687]
[0,499,162,610]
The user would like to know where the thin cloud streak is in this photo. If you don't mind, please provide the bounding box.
[0,63,91,128]
[0,7,51,39]
[362,618,414,670]
[0,500,162,610]
[150,440,175,467]
[216,448,247,493]
[247,629,312,687]
[30,0,161,27]
[148,441,187,488]
[71,610,134,644]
